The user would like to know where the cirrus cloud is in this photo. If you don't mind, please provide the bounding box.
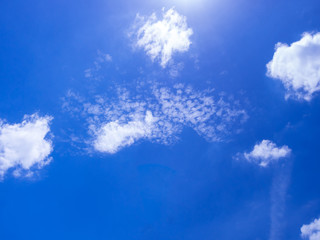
[64,84,248,154]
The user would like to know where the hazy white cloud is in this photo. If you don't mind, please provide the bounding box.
[65,84,247,154]
[301,218,320,240]
[0,114,53,179]
[244,140,291,167]
[267,32,320,101]
[133,8,193,68]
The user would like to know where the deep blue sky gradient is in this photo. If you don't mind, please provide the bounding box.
[0,0,320,239]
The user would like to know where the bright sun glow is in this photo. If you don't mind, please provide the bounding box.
[165,0,208,10]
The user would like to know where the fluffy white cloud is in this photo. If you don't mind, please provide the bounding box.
[133,8,193,68]
[0,114,53,178]
[92,111,155,154]
[267,32,320,101]
[66,84,247,154]
[244,140,291,167]
[301,218,320,240]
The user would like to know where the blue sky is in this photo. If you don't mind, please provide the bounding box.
[1,0,320,239]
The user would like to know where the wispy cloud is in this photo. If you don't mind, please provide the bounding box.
[301,217,320,240]
[243,140,291,167]
[267,32,320,101]
[64,84,247,154]
[84,50,112,80]
[269,163,291,240]
[0,114,53,179]
[131,8,193,68]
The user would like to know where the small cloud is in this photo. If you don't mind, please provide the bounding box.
[0,114,53,179]
[92,111,155,154]
[132,8,193,68]
[243,140,291,167]
[301,217,320,240]
[267,32,320,101]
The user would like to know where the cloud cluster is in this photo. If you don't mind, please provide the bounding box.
[301,218,320,240]
[133,8,193,68]
[65,84,247,154]
[267,32,320,101]
[244,140,291,167]
[0,114,53,178]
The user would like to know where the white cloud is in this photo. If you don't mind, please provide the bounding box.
[244,140,291,167]
[92,111,155,154]
[66,84,247,154]
[0,114,53,179]
[267,32,320,101]
[133,8,193,68]
[301,218,320,240]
